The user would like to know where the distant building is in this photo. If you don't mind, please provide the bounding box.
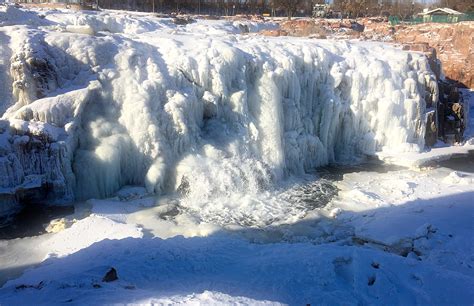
[312,4,330,18]
[418,7,465,23]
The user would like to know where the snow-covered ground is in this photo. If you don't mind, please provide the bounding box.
[0,6,473,305]
[0,155,473,305]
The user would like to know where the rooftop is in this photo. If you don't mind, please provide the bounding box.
[419,7,464,16]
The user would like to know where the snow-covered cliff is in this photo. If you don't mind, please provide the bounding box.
[0,7,437,215]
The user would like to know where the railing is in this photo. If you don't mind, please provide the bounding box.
[389,13,474,25]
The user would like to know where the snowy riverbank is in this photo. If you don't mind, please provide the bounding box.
[0,156,473,305]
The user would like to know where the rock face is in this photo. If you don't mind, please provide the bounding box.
[102,268,118,282]
[259,29,288,37]
[0,32,85,220]
[258,19,470,144]
[424,110,437,147]
[437,80,467,143]
[394,22,474,89]
[279,19,328,38]
[272,19,367,39]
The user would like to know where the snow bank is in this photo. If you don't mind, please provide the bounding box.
[0,6,50,27]
[0,212,143,286]
[0,230,472,305]
[41,214,143,258]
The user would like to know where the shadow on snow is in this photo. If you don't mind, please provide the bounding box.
[0,191,473,305]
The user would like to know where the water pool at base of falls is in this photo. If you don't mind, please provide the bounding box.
[0,160,404,240]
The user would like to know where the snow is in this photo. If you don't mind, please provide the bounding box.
[0,214,142,287]
[331,168,474,246]
[0,6,473,305]
[0,5,50,27]
[1,156,472,304]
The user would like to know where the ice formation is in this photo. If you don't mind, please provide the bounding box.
[0,7,438,216]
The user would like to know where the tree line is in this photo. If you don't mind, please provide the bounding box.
[332,0,473,19]
[94,0,473,17]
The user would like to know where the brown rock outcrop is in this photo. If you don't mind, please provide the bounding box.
[260,29,288,37]
[394,22,474,88]
[279,19,328,37]
[266,19,362,38]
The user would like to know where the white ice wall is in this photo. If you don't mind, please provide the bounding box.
[0,8,437,208]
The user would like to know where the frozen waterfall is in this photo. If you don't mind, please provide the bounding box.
[0,9,437,216]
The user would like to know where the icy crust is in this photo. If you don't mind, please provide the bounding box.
[36,8,278,36]
[0,7,437,207]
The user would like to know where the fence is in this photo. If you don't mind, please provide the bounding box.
[389,13,474,25]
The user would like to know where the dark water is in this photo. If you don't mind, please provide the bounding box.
[317,161,406,181]
[279,159,406,213]
[0,204,74,240]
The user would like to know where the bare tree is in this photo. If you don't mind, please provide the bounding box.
[272,0,304,19]
[436,0,474,12]
[334,0,378,18]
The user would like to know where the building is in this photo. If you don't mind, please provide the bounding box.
[418,7,465,23]
[312,4,330,18]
